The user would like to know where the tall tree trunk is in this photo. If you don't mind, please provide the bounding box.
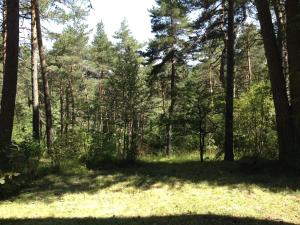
[0,0,19,150]
[0,0,19,172]
[68,79,75,128]
[167,60,176,156]
[33,0,54,164]
[246,43,252,86]
[199,119,206,163]
[59,82,64,135]
[272,0,285,54]
[286,0,300,161]
[31,0,40,141]
[65,87,70,133]
[127,116,138,163]
[2,0,7,70]
[255,0,294,163]
[272,0,289,96]
[219,0,226,89]
[224,0,235,161]
[219,48,226,89]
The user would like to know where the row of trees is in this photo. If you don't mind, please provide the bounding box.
[0,0,299,171]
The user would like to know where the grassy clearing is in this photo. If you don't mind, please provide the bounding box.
[0,154,299,225]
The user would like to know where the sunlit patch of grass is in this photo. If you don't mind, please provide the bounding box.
[0,155,299,225]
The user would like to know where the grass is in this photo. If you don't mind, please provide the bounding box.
[0,154,299,225]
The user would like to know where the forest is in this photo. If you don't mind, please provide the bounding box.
[0,0,299,224]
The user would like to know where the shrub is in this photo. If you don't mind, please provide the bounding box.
[0,138,41,198]
[234,81,278,159]
[83,132,118,169]
[52,129,91,165]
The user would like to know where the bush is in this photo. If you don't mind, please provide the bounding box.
[234,81,278,159]
[83,132,118,169]
[0,138,41,198]
[52,129,91,165]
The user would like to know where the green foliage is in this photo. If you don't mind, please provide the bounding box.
[83,132,118,169]
[0,139,41,174]
[90,22,115,75]
[53,129,91,163]
[234,81,278,159]
[0,138,41,198]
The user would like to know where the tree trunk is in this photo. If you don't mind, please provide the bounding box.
[286,0,300,161]
[68,79,75,128]
[255,0,294,163]
[127,117,138,163]
[219,0,226,89]
[219,45,226,89]
[65,87,70,133]
[200,133,205,163]
[59,82,64,135]
[199,119,206,163]
[33,0,54,164]
[246,44,252,86]
[31,0,40,141]
[272,0,289,96]
[2,0,7,69]
[166,60,176,156]
[0,0,19,150]
[224,0,235,161]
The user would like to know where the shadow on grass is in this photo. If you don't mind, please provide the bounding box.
[10,160,300,203]
[97,160,300,191]
[0,214,296,225]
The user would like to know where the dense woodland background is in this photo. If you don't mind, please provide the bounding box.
[0,0,299,196]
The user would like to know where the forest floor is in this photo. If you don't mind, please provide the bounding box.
[0,154,299,225]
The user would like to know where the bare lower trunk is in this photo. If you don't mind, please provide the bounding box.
[255,0,294,163]
[200,134,205,163]
[33,0,54,165]
[31,0,40,141]
[272,0,289,97]
[224,0,235,161]
[166,61,176,156]
[286,0,300,161]
[2,0,7,70]
[68,79,75,128]
[246,46,252,86]
[59,83,64,135]
[0,0,19,145]
[65,87,70,133]
[0,0,19,170]
[219,0,226,89]
[127,117,138,163]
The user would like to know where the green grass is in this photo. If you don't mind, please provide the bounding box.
[0,155,299,225]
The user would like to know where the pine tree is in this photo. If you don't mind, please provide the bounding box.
[91,22,114,77]
[0,0,19,170]
[106,20,145,162]
[146,0,189,155]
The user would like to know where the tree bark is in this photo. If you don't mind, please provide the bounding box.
[272,0,289,96]
[65,86,70,133]
[286,0,300,161]
[255,0,294,163]
[127,116,138,163]
[224,0,235,161]
[246,44,252,86]
[68,78,75,128]
[219,0,226,89]
[31,0,40,141]
[166,60,176,156]
[33,0,54,163]
[59,82,64,135]
[2,0,7,69]
[0,0,19,149]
